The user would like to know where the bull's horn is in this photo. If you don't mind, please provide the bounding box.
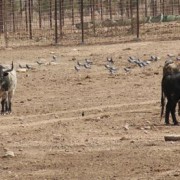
[4,61,14,73]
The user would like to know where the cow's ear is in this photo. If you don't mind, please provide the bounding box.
[3,72,9,76]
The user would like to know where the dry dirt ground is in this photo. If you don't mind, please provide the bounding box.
[0,41,180,180]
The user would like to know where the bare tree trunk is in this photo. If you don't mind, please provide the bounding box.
[19,0,23,20]
[90,0,93,21]
[71,0,74,25]
[80,0,84,43]
[100,0,103,20]
[25,0,28,32]
[59,0,63,37]
[49,0,52,28]
[109,0,112,19]
[130,0,134,34]
[92,0,96,35]
[28,0,32,39]
[0,0,3,33]
[31,0,33,21]
[11,0,15,32]
[171,0,174,15]
[126,0,130,18]
[55,0,58,43]
[119,0,124,19]
[162,0,165,15]
[145,0,148,16]
[62,0,64,26]
[38,0,41,28]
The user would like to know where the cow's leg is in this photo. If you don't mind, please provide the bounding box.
[165,100,171,125]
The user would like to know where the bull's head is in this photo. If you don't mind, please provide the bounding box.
[0,62,14,91]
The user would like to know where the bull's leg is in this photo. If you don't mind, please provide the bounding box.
[1,99,5,115]
[171,100,179,125]
[165,101,171,125]
[5,100,8,112]
[8,92,12,114]
[178,101,180,116]
[8,101,11,113]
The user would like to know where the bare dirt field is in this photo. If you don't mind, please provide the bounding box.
[0,40,180,180]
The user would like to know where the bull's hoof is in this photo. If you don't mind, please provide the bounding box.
[165,122,170,125]
[1,112,6,116]
[174,121,179,126]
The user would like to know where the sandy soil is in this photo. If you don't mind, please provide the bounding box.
[0,41,180,180]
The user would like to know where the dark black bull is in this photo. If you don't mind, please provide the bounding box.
[161,73,180,125]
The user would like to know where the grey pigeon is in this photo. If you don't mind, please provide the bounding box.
[128,57,135,63]
[84,63,91,69]
[85,59,93,65]
[19,64,24,68]
[167,53,175,58]
[124,67,131,72]
[110,66,118,71]
[52,55,57,61]
[137,62,144,68]
[176,57,180,61]
[107,57,114,64]
[108,66,118,74]
[74,65,80,72]
[26,64,32,69]
[36,60,44,65]
[150,55,157,61]
[109,68,117,75]
[105,64,111,69]
[77,61,84,66]
[129,56,136,60]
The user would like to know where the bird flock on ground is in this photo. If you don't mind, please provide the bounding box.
[165,53,180,64]
[74,55,160,75]
[18,54,161,75]
[18,55,59,72]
